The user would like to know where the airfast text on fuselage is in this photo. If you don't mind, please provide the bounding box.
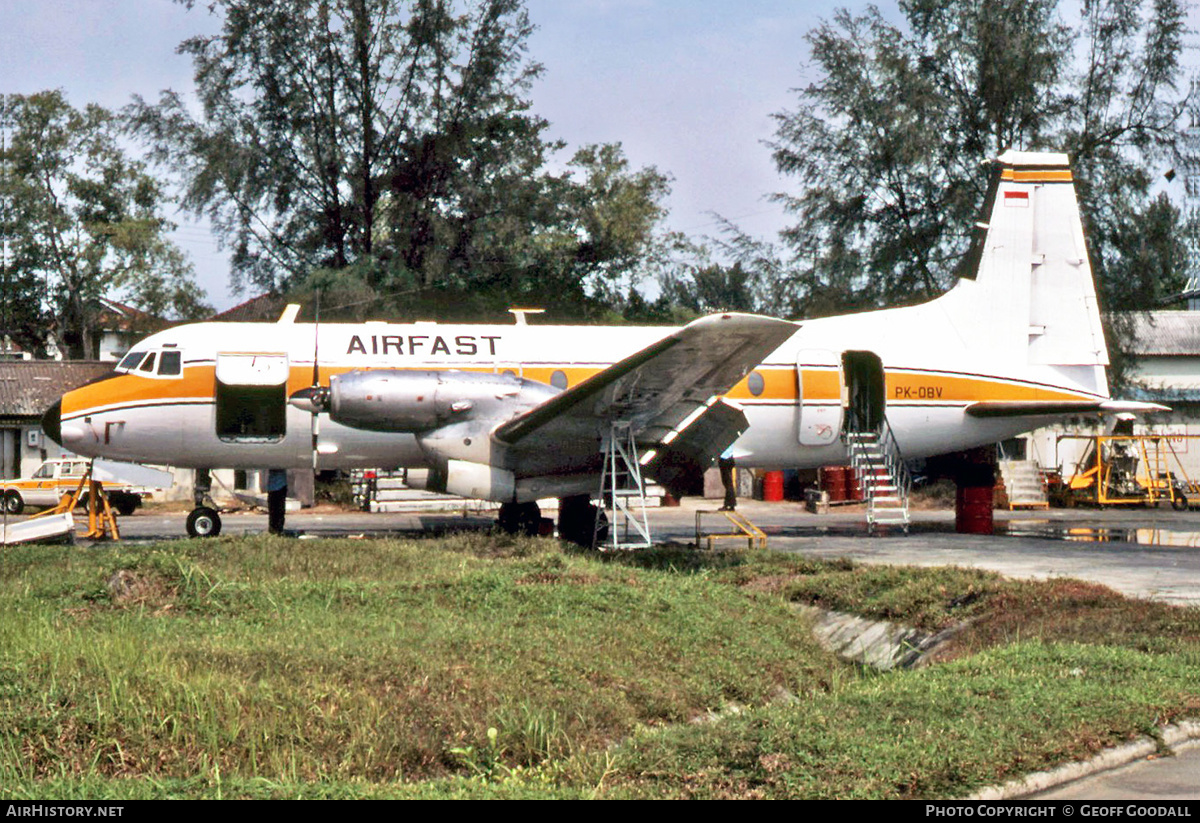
[345,334,502,357]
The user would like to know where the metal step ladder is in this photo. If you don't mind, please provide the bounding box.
[596,424,653,550]
[846,420,911,532]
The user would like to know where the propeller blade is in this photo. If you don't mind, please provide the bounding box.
[311,291,321,472]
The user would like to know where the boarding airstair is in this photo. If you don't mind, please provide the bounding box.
[846,419,911,532]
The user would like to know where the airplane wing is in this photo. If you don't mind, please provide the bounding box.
[494,313,798,480]
[965,399,1169,418]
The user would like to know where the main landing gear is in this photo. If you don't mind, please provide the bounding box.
[556,495,608,548]
[497,496,610,546]
[497,501,541,536]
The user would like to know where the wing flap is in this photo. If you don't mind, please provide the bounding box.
[642,398,749,491]
[494,313,798,476]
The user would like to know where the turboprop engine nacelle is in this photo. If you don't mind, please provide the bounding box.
[314,370,560,433]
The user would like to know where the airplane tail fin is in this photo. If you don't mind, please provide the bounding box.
[938,150,1111,398]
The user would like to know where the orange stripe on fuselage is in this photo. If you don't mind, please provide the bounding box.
[61,368,219,417]
[883,371,1089,404]
[62,362,1095,420]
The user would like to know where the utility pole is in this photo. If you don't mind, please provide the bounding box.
[1183,74,1200,310]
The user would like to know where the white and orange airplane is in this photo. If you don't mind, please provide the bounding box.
[42,151,1158,540]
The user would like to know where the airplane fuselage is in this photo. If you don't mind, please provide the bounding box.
[48,302,1103,478]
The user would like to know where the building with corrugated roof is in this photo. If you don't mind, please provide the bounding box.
[1019,311,1200,480]
[210,294,288,323]
[1123,311,1200,406]
[0,361,113,478]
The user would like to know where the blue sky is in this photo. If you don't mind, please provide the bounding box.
[2,1,840,311]
[3,1,1194,312]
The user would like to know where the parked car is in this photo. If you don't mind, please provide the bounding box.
[0,458,155,516]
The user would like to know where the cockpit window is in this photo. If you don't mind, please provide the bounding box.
[116,348,183,378]
[158,350,182,375]
[117,351,145,372]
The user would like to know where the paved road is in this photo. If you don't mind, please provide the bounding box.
[1030,741,1200,800]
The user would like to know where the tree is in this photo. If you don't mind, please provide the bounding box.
[130,0,672,319]
[658,261,758,316]
[748,0,1187,323]
[0,139,47,356]
[1,91,209,359]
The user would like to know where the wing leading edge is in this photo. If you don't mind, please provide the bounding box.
[494,313,799,481]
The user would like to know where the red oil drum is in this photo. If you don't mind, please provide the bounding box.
[956,483,994,534]
[847,467,863,501]
[822,466,847,502]
[762,470,785,502]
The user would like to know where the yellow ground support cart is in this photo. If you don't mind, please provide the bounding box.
[1053,434,1200,509]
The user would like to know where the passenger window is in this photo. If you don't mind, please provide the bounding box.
[139,352,157,373]
[748,371,765,396]
[158,351,182,376]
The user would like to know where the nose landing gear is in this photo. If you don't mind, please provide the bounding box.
[186,506,222,537]
[186,468,222,538]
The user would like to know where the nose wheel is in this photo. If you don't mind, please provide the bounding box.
[186,506,222,538]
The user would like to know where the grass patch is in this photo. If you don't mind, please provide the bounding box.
[0,534,835,791]
[1,536,1196,798]
[592,641,1200,799]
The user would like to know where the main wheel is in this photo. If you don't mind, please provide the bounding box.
[498,501,540,536]
[557,496,607,547]
[186,506,222,538]
[1172,493,1188,512]
[3,491,23,515]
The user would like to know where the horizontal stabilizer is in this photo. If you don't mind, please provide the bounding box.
[965,399,1169,418]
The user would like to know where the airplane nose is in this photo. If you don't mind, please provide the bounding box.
[41,399,62,446]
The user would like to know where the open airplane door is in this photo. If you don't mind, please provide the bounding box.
[842,350,886,433]
[214,353,289,443]
[797,349,842,446]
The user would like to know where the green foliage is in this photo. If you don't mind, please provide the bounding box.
[658,261,759,315]
[729,0,1187,326]
[0,91,210,357]
[0,535,834,791]
[598,642,1200,799]
[129,1,673,319]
